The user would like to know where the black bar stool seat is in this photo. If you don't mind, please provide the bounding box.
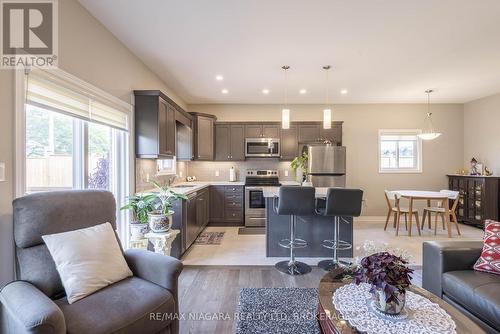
[273,186,316,275]
[316,188,363,271]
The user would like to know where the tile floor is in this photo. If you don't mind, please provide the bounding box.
[181,219,483,266]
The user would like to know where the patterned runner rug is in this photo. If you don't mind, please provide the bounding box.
[194,231,225,245]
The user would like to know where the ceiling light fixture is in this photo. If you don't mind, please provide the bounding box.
[340,89,348,95]
[417,89,442,140]
[262,89,270,95]
[322,65,332,130]
[299,89,307,95]
[216,75,224,81]
[281,65,290,129]
[221,89,228,94]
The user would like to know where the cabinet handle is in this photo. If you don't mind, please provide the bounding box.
[232,213,236,217]
[228,155,230,159]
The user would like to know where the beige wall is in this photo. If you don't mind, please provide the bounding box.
[464,93,500,175]
[189,104,465,215]
[0,0,186,286]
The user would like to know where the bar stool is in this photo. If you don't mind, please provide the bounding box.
[317,188,363,271]
[273,186,316,275]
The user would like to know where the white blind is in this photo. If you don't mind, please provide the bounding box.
[26,72,129,131]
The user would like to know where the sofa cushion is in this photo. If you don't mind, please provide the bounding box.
[474,220,500,275]
[55,277,175,334]
[442,270,500,330]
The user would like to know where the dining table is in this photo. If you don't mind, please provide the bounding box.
[393,190,455,237]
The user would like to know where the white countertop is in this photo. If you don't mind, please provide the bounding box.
[139,181,244,196]
[262,186,330,198]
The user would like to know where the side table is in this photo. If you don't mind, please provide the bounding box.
[145,229,180,256]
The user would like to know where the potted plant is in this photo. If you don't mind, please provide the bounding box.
[120,193,156,239]
[353,252,414,315]
[148,181,188,233]
[291,152,308,183]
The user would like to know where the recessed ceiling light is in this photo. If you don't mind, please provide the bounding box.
[215,75,224,81]
[262,89,270,94]
[221,89,228,94]
[340,89,348,95]
[299,89,307,94]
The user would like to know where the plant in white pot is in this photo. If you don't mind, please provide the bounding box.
[148,181,188,233]
[120,193,156,239]
[291,152,308,184]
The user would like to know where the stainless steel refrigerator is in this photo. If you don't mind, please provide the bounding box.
[306,144,346,187]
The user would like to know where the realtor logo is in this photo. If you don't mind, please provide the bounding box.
[1,0,58,68]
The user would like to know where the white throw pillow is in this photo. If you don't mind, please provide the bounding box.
[42,222,132,304]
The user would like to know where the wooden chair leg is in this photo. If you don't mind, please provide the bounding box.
[404,213,408,231]
[395,211,401,236]
[414,212,420,233]
[452,212,461,235]
[441,213,445,230]
[422,210,427,229]
[426,200,432,229]
[434,214,438,235]
[384,209,391,231]
[428,211,432,229]
[393,211,397,228]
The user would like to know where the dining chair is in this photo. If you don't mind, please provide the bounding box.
[421,190,461,236]
[383,190,419,235]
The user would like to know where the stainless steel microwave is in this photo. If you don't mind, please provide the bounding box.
[245,138,280,157]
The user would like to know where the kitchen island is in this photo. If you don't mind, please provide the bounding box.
[263,186,353,258]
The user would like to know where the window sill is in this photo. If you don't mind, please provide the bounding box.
[378,169,423,174]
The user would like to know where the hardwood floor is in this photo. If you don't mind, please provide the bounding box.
[178,266,423,334]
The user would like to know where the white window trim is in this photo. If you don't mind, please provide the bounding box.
[15,67,135,245]
[378,129,423,174]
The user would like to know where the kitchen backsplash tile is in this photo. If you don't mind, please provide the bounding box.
[186,160,297,182]
[136,158,297,192]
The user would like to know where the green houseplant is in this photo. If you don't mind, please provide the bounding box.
[291,152,308,183]
[120,193,156,239]
[147,181,188,233]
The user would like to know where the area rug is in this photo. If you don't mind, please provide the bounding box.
[193,231,225,245]
[235,288,320,334]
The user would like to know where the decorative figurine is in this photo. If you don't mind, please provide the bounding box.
[484,166,493,176]
[470,157,480,176]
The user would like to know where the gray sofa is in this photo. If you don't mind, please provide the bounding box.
[423,240,500,334]
[0,190,183,334]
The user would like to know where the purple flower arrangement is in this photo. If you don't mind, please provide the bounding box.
[353,252,414,305]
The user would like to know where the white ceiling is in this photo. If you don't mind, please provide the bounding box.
[79,0,500,104]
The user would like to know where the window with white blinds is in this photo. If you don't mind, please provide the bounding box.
[26,72,129,131]
[378,129,422,173]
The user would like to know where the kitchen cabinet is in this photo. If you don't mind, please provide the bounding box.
[196,187,210,230]
[184,187,211,252]
[320,123,342,145]
[448,175,499,227]
[215,124,245,161]
[280,125,298,160]
[185,192,198,250]
[191,113,216,160]
[298,123,321,143]
[244,123,280,138]
[134,91,183,157]
[209,185,244,225]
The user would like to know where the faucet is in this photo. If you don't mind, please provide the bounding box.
[168,175,179,187]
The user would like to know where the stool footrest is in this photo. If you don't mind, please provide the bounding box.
[321,239,352,250]
[278,238,308,249]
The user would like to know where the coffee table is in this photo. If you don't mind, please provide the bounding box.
[317,268,485,334]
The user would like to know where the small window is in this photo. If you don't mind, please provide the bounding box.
[378,130,422,173]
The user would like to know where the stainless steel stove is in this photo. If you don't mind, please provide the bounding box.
[244,169,280,227]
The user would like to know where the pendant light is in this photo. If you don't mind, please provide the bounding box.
[417,89,442,140]
[322,65,332,129]
[281,65,290,129]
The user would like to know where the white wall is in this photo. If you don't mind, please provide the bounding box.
[0,0,186,287]
[464,92,500,175]
[189,104,465,215]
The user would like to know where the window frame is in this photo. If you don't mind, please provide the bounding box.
[15,68,134,245]
[378,129,423,174]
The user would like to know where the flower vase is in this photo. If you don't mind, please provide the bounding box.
[372,288,406,315]
[147,210,174,233]
[130,222,148,240]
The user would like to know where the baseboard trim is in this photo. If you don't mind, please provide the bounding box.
[355,216,387,222]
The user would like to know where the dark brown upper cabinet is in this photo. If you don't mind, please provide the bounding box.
[320,123,343,145]
[215,123,245,161]
[190,113,216,160]
[134,90,190,158]
[280,125,298,160]
[244,123,280,138]
[298,123,321,143]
